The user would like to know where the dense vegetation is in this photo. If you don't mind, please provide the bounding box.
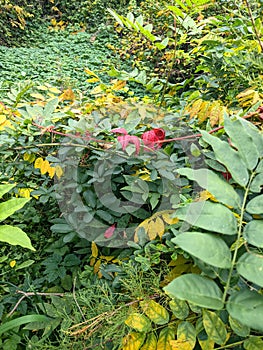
[0,0,263,349]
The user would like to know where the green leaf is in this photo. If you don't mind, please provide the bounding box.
[250,173,263,193]
[125,313,151,332]
[224,115,259,170]
[155,37,169,50]
[177,168,241,208]
[140,300,169,325]
[0,197,30,222]
[141,333,157,350]
[202,310,227,346]
[0,315,51,335]
[167,5,185,18]
[0,184,15,199]
[43,97,59,118]
[173,0,188,11]
[237,252,263,287]
[243,220,263,247]
[201,131,249,187]
[164,274,224,310]
[244,336,263,350]
[175,201,237,235]
[227,290,263,332]
[229,316,250,337]
[246,194,263,214]
[136,22,157,42]
[172,232,232,268]
[169,298,189,320]
[177,321,196,349]
[0,225,35,251]
[156,327,174,350]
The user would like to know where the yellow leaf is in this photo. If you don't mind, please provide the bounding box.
[156,327,174,350]
[140,300,169,325]
[122,332,146,350]
[34,157,44,169]
[90,257,96,267]
[155,216,165,239]
[84,68,99,77]
[48,166,56,178]
[18,188,31,198]
[40,159,50,175]
[112,80,126,91]
[49,87,61,94]
[175,321,196,350]
[37,85,49,91]
[125,313,151,332]
[10,260,16,268]
[87,77,100,83]
[197,190,217,202]
[59,88,75,101]
[30,92,46,100]
[148,219,158,240]
[0,115,6,124]
[141,333,157,350]
[93,259,101,274]
[162,212,179,225]
[55,165,63,179]
[208,101,224,127]
[91,241,99,258]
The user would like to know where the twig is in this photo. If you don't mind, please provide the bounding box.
[72,277,86,322]
[8,290,65,317]
[243,0,263,52]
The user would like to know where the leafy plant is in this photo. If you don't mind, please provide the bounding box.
[0,183,34,250]
[162,114,263,346]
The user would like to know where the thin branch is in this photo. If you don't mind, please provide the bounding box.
[72,277,86,322]
[243,0,263,52]
[8,290,65,317]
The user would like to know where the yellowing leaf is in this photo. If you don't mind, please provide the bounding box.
[55,165,63,179]
[125,313,151,332]
[148,219,158,240]
[203,310,227,346]
[157,327,174,350]
[59,88,75,101]
[18,188,31,198]
[112,80,126,91]
[23,153,36,163]
[93,259,101,274]
[49,87,61,94]
[236,88,261,108]
[91,241,99,258]
[155,216,165,239]
[198,338,215,350]
[122,332,146,350]
[40,159,51,175]
[48,166,56,178]
[140,300,169,325]
[34,157,44,169]
[87,77,100,83]
[0,115,6,124]
[10,260,16,268]
[84,68,99,77]
[174,321,196,350]
[30,92,46,100]
[141,333,157,350]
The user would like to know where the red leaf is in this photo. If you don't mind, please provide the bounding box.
[141,128,165,150]
[111,128,128,135]
[104,224,116,239]
[117,135,141,154]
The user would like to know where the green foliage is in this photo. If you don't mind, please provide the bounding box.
[0,183,34,250]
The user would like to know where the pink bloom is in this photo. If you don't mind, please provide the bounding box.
[104,224,116,239]
[117,135,141,154]
[141,128,165,150]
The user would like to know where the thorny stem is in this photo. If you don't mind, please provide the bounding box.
[243,0,263,52]
[222,171,256,304]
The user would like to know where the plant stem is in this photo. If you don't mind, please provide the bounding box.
[243,0,263,52]
[222,172,256,304]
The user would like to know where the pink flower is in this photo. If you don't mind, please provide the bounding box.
[141,128,165,150]
[104,224,116,239]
